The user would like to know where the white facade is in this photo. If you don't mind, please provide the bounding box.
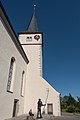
[0,4,29,120]
[19,32,61,116]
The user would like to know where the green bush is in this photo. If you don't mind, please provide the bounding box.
[66,105,75,113]
[61,94,80,113]
[75,107,80,113]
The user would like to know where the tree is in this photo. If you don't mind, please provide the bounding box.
[67,93,76,106]
[61,94,80,113]
[77,96,80,102]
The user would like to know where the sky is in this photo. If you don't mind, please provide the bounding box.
[1,0,80,98]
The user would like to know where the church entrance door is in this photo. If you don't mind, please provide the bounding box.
[12,99,19,117]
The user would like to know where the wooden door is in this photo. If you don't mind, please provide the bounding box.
[47,104,53,114]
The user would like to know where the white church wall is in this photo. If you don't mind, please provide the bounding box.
[23,75,61,116]
[19,33,61,116]
[0,17,27,120]
[41,77,61,116]
[19,34,42,76]
[19,34,42,44]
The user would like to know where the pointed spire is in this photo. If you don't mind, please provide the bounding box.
[27,3,39,32]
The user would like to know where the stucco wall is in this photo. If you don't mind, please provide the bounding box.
[19,34,42,77]
[24,75,61,116]
[19,33,61,116]
[0,17,27,120]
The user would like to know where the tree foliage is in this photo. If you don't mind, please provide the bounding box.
[61,93,80,113]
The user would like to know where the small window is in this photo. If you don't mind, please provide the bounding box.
[7,57,16,93]
[21,71,25,97]
[26,36,32,41]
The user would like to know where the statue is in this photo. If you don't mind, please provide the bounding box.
[37,98,46,118]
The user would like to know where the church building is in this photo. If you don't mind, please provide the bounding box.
[0,2,61,120]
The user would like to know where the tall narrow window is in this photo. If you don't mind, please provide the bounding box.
[21,71,25,97]
[7,57,16,93]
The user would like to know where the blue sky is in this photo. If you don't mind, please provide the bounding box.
[1,0,80,98]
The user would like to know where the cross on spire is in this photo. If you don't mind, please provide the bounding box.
[34,4,36,11]
[33,3,36,16]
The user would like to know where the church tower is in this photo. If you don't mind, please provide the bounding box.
[19,4,61,116]
[19,5,43,77]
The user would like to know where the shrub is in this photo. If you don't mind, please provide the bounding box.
[66,105,75,113]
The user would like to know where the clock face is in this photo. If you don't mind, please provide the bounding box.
[34,35,40,41]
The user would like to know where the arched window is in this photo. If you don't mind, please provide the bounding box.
[7,57,16,93]
[21,71,25,97]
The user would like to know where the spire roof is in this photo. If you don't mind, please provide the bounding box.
[27,4,39,32]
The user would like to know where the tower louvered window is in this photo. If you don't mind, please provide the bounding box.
[26,36,32,41]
